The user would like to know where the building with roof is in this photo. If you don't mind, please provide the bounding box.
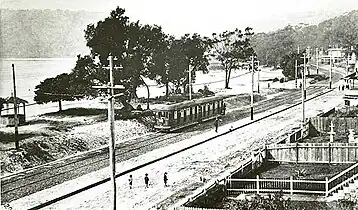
[0,96,28,126]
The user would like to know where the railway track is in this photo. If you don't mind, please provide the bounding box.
[1,82,333,208]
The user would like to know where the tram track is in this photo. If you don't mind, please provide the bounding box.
[1,82,334,208]
[25,85,335,210]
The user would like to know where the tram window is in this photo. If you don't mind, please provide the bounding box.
[174,111,177,119]
[183,109,187,122]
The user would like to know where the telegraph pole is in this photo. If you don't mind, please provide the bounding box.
[12,64,19,150]
[107,55,116,210]
[251,56,254,120]
[346,55,350,76]
[188,65,192,100]
[92,55,124,210]
[295,46,300,89]
[316,48,319,74]
[329,50,332,89]
[301,53,306,129]
[257,60,260,93]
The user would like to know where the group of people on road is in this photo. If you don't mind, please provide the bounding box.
[128,172,168,189]
[338,84,350,91]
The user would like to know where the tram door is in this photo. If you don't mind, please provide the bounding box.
[177,110,181,125]
[198,105,202,122]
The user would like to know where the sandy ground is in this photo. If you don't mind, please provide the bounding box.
[3,88,345,210]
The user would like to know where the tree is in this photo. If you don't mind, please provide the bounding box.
[211,27,255,89]
[149,36,187,97]
[280,51,306,79]
[0,97,5,112]
[84,7,168,109]
[34,73,80,111]
[180,33,211,93]
[149,34,210,97]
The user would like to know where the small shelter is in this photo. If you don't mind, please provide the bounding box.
[0,96,28,126]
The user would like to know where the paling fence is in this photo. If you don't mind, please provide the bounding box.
[276,122,309,144]
[310,107,358,135]
[266,143,358,163]
[226,162,358,197]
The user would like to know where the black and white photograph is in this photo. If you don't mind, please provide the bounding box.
[1,0,358,209]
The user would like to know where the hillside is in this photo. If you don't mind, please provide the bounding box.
[0,9,105,58]
[252,10,358,67]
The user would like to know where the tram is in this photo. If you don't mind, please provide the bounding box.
[153,95,227,132]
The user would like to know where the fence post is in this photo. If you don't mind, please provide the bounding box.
[325,177,329,197]
[290,176,293,195]
[256,175,260,194]
[252,152,255,170]
[230,174,232,189]
[328,143,331,164]
[296,142,299,163]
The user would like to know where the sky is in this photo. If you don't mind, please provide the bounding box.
[2,0,358,36]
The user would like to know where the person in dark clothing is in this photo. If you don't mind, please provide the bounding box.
[129,175,133,189]
[144,173,149,188]
[164,172,168,187]
[214,117,219,132]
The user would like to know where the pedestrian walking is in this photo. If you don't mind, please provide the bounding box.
[129,175,133,189]
[164,172,168,187]
[214,117,219,132]
[144,173,149,188]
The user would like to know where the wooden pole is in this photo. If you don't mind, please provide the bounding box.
[302,54,306,124]
[295,59,298,88]
[108,55,117,210]
[329,50,332,89]
[316,48,319,74]
[251,56,254,120]
[188,65,192,100]
[257,61,260,93]
[12,64,19,150]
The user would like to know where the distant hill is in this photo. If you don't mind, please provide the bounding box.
[0,9,105,58]
[252,10,358,67]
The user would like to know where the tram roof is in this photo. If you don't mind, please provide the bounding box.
[152,95,228,111]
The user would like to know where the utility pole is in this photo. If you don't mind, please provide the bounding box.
[295,46,299,89]
[316,48,319,74]
[306,46,311,76]
[300,52,307,99]
[301,53,306,131]
[346,55,350,76]
[188,65,192,100]
[257,60,260,93]
[12,64,19,150]
[92,55,124,210]
[329,50,332,89]
[251,56,255,120]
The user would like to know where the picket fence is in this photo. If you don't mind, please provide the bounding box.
[227,162,358,197]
